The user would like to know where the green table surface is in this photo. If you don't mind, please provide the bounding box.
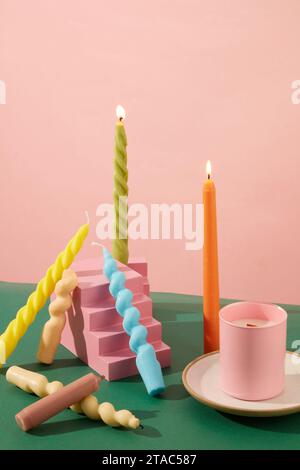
[0,281,300,450]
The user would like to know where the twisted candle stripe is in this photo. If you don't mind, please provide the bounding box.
[37,269,78,364]
[71,398,140,429]
[6,366,140,430]
[0,222,89,366]
[112,119,129,265]
[6,366,63,397]
[103,247,165,396]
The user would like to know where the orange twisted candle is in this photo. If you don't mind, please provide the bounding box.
[0,218,89,366]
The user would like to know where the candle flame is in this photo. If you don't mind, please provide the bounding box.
[116,105,126,121]
[206,160,212,179]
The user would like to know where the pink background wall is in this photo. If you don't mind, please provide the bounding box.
[1,0,299,304]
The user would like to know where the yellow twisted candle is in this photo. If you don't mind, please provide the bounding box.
[0,219,89,366]
[6,367,140,430]
[112,105,129,265]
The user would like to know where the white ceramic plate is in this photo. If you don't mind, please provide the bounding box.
[182,351,300,417]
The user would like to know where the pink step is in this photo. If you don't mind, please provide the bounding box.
[61,303,171,380]
[95,341,171,381]
[71,257,144,307]
[60,257,172,381]
[91,318,162,355]
[127,259,150,295]
[128,258,148,277]
[143,278,150,296]
[61,328,171,381]
[86,294,153,330]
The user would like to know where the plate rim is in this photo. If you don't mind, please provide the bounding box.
[182,350,300,417]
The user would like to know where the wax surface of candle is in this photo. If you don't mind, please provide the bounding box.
[0,222,89,366]
[37,269,78,364]
[112,106,129,265]
[230,318,276,328]
[15,373,100,431]
[7,366,139,429]
[203,161,220,353]
[103,247,165,396]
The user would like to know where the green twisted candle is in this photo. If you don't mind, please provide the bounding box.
[112,105,129,265]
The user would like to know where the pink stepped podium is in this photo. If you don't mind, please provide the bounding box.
[60,257,171,380]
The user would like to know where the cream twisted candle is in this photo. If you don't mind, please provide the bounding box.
[6,366,140,430]
[71,398,140,429]
[37,269,78,364]
[0,219,89,366]
[6,366,63,397]
[102,247,165,396]
[112,105,129,265]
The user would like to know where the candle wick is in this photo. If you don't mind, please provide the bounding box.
[119,117,123,122]
[207,174,211,180]
[84,210,90,225]
[91,241,105,249]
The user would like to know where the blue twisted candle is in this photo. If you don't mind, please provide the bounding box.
[102,247,165,396]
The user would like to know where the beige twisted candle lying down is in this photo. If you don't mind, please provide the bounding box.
[6,366,140,430]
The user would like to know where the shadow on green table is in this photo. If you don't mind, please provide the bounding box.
[1,285,300,449]
[221,412,300,435]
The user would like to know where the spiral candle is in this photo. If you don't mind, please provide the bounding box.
[0,221,89,366]
[103,247,165,396]
[112,105,129,265]
[6,366,140,430]
[72,398,140,429]
[37,269,78,364]
[6,366,63,397]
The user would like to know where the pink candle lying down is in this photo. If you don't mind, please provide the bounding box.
[219,302,287,401]
[15,373,101,431]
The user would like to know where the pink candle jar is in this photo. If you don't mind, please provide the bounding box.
[219,302,287,401]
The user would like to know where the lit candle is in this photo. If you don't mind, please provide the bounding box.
[112,105,129,265]
[203,160,220,353]
[0,218,89,366]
